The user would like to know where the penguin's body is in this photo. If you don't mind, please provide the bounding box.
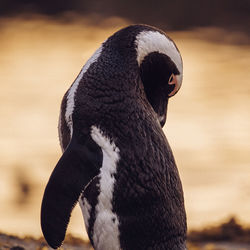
[41,25,186,250]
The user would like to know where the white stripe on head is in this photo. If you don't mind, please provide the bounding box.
[65,45,103,137]
[90,126,121,250]
[135,30,183,83]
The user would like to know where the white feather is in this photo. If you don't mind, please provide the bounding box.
[90,126,121,250]
[58,110,63,151]
[79,197,92,232]
[64,46,103,136]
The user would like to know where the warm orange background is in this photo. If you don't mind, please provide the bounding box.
[0,16,249,239]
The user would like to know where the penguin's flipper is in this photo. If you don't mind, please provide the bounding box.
[41,134,102,249]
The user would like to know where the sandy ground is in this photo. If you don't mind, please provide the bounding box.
[1,232,250,250]
[188,242,250,250]
[0,232,92,250]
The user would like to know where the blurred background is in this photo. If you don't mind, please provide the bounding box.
[0,0,250,241]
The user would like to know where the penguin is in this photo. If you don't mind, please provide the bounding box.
[41,24,186,250]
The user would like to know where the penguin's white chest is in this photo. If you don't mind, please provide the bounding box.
[80,126,121,250]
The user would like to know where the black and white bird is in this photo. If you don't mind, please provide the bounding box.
[41,24,186,250]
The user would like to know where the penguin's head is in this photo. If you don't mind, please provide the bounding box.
[134,26,183,126]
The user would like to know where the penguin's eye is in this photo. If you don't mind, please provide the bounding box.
[168,74,174,83]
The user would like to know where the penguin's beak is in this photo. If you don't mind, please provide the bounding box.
[168,74,181,97]
[158,114,166,127]
[156,97,169,127]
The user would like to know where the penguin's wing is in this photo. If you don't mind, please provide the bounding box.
[41,133,102,249]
